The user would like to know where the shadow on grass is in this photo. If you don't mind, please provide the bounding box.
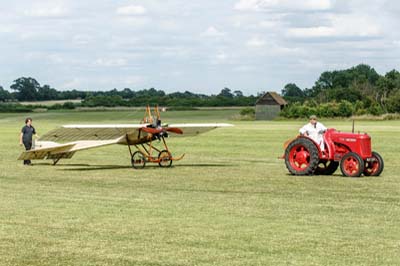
[61,165,133,171]
[31,162,131,171]
[284,172,364,179]
[176,163,234,168]
[49,162,234,171]
[167,187,273,195]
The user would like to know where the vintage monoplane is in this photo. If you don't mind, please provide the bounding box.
[18,106,233,168]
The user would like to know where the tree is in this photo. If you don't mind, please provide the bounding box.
[325,87,362,103]
[282,83,303,97]
[10,77,40,101]
[376,70,400,110]
[313,71,334,93]
[386,89,400,113]
[233,90,243,97]
[218,88,234,98]
[120,88,135,99]
[350,64,380,85]
[38,84,58,100]
[0,86,12,101]
[282,83,305,103]
[310,64,380,103]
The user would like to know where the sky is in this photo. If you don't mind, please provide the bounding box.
[1,0,399,95]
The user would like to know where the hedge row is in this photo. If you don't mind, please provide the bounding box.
[280,100,385,118]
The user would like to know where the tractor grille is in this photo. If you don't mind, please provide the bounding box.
[360,138,371,157]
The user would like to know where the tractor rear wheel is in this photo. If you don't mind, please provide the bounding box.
[364,151,384,176]
[340,152,364,177]
[285,138,319,175]
[315,160,339,175]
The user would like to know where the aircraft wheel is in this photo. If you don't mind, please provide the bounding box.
[340,152,364,177]
[131,151,146,169]
[158,150,172,168]
[364,151,384,176]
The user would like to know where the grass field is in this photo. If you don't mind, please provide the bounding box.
[1,110,399,266]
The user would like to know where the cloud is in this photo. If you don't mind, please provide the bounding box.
[23,4,69,18]
[286,14,382,39]
[233,65,256,72]
[287,26,334,38]
[209,51,229,65]
[0,0,398,94]
[122,75,145,86]
[94,58,128,67]
[246,36,266,47]
[72,34,93,46]
[234,0,332,12]
[258,20,279,28]
[0,25,16,33]
[116,5,147,16]
[216,52,228,60]
[61,78,84,90]
[201,26,225,37]
[60,75,145,90]
[234,0,260,11]
[116,16,150,28]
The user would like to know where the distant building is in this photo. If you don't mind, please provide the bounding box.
[255,92,287,120]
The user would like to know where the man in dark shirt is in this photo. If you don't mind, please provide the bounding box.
[19,117,38,165]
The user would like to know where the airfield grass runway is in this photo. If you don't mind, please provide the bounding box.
[0,110,399,266]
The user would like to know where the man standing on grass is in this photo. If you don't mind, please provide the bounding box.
[19,117,38,165]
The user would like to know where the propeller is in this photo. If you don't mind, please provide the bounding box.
[141,126,183,135]
[140,106,183,136]
[165,127,183,134]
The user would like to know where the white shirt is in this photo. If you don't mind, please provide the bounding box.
[299,122,327,149]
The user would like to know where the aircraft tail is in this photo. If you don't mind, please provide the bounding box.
[18,141,76,160]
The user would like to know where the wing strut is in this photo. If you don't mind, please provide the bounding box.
[126,134,134,158]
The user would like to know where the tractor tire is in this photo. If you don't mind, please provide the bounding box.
[364,151,384,176]
[315,160,339,175]
[285,138,319,175]
[340,152,364,177]
[131,151,146,169]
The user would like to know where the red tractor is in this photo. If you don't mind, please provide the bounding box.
[284,128,384,177]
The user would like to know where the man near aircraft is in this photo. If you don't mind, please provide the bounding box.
[19,117,38,165]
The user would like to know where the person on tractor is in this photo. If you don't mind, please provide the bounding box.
[299,115,327,150]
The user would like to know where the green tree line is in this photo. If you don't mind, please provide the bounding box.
[281,64,400,118]
[0,78,257,110]
[1,64,400,116]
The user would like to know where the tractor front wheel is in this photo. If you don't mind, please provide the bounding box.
[364,151,384,176]
[340,152,364,177]
[285,138,319,175]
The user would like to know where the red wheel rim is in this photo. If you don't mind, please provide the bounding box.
[289,144,311,171]
[342,156,360,176]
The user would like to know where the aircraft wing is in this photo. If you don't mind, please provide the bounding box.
[18,142,76,160]
[166,123,233,136]
[18,137,125,161]
[39,123,233,142]
[39,124,145,142]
